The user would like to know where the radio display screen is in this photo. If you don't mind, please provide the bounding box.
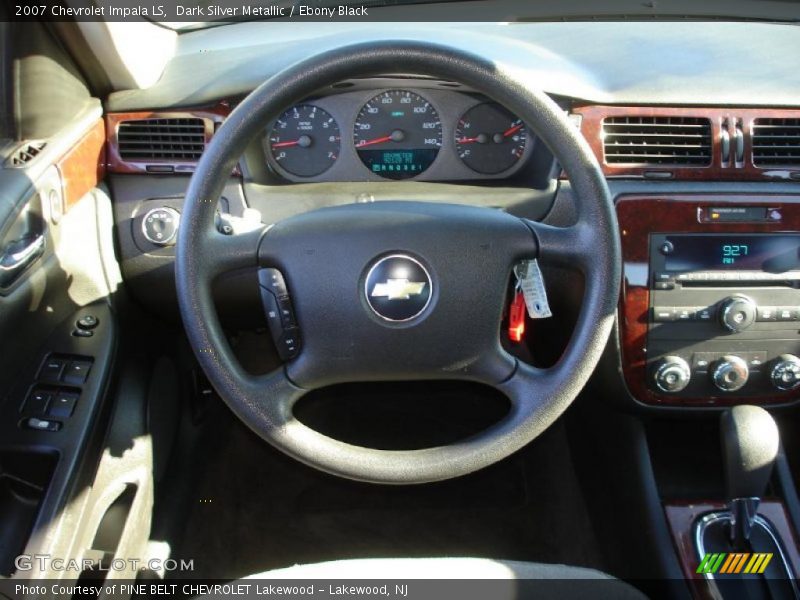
[664,234,800,272]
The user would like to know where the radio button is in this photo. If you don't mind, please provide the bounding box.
[654,281,675,291]
[652,307,676,322]
[777,307,796,322]
[653,272,674,283]
[675,307,696,321]
[757,306,778,321]
[692,352,716,373]
[747,351,767,371]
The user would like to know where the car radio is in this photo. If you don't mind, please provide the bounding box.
[647,233,800,398]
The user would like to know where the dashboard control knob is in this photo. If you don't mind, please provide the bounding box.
[719,295,757,333]
[142,207,180,246]
[770,354,800,391]
[712,355,749,392]
[653,356,691,393]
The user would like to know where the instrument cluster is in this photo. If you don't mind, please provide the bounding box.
[263,87,533,183]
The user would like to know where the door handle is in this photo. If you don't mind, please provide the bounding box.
[0,233,45,288]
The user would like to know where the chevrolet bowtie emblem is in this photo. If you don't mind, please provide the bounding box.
[370,278,427,300]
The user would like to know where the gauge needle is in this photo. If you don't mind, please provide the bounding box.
[356,135,393,148]
[272,135,313,149]
[503,123,523,137]
[457,132,489,144]
[356,130,406,148]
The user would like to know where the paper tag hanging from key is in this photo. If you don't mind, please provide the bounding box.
[514,259,552,319]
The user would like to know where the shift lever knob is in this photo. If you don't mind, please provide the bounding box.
[720,405,780,547]
[721,405,780,501]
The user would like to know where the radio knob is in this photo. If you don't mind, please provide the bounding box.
[719,295,757,333]
[653,356,691,393]
[711,355,749,392]
[770,354,800,391]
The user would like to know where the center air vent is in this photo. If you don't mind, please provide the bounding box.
[117,118,206,161]
[752,118,800,167]
[602,116,712,166]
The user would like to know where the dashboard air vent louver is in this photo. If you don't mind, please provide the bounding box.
[117,118,206,161]
[8,141,46,167]
[602,116,712,166]
[752,118,800,167]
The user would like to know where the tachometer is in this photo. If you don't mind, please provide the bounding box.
[354,90,442,179]
[268,105,340,177]
[455,103,527,174]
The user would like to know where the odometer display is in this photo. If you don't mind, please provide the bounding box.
[354,90,442,179]
[268,105,340,177]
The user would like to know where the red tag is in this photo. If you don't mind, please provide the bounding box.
[508,290,526,343]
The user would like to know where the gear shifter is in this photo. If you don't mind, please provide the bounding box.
[720,405,780,547]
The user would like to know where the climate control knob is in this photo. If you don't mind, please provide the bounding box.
[770,354,800,391]
[653,356,691,393]
[711,355,749,392]
[718,295,757,333]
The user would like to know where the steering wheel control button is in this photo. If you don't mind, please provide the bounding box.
[770,354,800,391]
[653,356,691,393]
[719,295,757,333]
[72,328,93,338]
[258,268,301,360]
[76,315,99,330]
[711,355,749,392]
[142,207,180,246]
[365,254,432,322]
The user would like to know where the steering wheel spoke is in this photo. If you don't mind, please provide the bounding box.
[525,220,597,270]
[200,225,267,280]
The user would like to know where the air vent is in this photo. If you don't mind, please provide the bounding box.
[8,141,46,167]
[117,118,206,161]
[602,116,712,166]
[752,118,800,167]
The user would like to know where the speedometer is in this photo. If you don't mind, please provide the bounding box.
[354,90,442,179]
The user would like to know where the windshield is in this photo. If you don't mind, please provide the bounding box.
[158,0,800,30]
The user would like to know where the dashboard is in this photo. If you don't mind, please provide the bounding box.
[261,86,533,183]
[100,20,800,413]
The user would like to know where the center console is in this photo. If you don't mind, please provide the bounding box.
[617,195,800,406]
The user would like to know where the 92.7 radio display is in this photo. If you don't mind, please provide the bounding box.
[664,234,800,272]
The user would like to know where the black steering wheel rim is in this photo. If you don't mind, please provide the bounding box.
[176,40,620,484]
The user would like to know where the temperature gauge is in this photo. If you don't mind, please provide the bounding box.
[455,103,527,174]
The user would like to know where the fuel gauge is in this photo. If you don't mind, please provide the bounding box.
[455,103,527,174]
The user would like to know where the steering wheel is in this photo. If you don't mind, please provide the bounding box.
[176,41,620,484]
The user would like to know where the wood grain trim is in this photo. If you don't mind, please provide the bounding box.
[56,118,106,211]
[617,194,800,406]
[664,501,800,599]
[105,102,232,174]
[572,105,800,181]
